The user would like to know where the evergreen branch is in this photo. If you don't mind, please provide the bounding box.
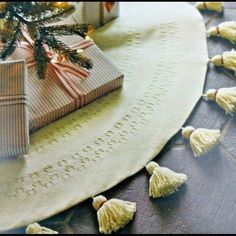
[6,3,75,25]
[42,34,93,70]
[0,12,5,18]
[6,4,29,24]
[0,21,21,59]
[69,51,93,70]
[0,29,15,44]
[34,38,49,80]
[30,5,76,25]
[14,2,55,17]
[43,24,89,38]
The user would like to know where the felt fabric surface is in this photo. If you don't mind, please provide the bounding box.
[0,2,208,231]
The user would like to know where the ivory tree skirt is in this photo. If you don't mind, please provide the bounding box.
[0,2,208,232]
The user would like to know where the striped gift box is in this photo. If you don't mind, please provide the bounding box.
[9,35,124,133]
[0,60,29,158]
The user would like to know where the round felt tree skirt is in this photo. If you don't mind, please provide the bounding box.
[0,2,208,231]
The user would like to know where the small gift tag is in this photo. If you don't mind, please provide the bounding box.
[0,60,29,158]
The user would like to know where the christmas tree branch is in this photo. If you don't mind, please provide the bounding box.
[41,33,93,70]
[6,3,30,24]
[34,38,50,80]
[0,21,21,59]
[44,24,89,38]
[0,12,5,18]
[32,5,76,25]
[7,3,75,25]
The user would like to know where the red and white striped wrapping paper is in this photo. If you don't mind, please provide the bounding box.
[10,35,124,133]
[0,60,29,157]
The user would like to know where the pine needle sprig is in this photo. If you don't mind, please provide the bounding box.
[0,21,21,59]
[6,2,75,25]
[41,32,93,70]
[32,4,76,25]
[34,38,50,80]
[44,24,89,38]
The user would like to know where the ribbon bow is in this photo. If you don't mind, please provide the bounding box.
[19,29,94,108]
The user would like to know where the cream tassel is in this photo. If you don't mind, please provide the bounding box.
[210,50,236,75]
[204,87,236,114]
[207,21,236,43]
[195,2,223,13]
[92,195,136,234]
[145,161,187,198]
[26,223,58,234]
[182,126,221,157]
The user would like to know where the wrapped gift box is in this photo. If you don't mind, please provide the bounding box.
[62,2,119,27]
[0,60,29,157]
[9,35,124,133]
